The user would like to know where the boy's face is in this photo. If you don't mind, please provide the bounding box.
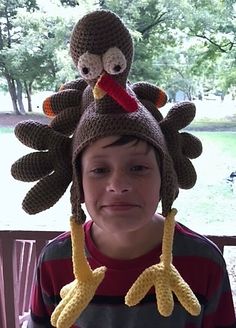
[81,136,161,234]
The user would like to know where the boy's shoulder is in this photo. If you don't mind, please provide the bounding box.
[40,221,91,262]
[40,221,225,267]
[174,222,225,266]
[40,230,72,261]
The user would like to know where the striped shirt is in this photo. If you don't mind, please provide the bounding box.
[28,220,236,328]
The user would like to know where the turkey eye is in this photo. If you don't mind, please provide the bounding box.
[114,64,121,72]
[77,52,103,80]
[102,47,127,75]
[82,67,89,75]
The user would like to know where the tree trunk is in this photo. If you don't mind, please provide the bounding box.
[5,73,21,114]
[16,80,26,114]
[24,81,33,112]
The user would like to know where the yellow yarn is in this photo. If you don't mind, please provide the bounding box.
[125,209,201,317]
[93,75,107,99]
[93,84,106,99]
[51,210,201,327]
[51,217,106,328]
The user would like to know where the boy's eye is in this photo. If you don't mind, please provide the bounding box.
[90,167,108,175]
[131,165,148,172]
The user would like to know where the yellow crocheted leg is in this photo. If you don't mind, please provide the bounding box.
[51,217,106,328]
[125,209,201,317]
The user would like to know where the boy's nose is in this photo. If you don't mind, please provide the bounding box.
[106,171,131,194]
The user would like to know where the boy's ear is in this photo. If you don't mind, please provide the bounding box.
[70,157,85,219]
[79,186,85,203]
[70,179,85,220]
[77,159,85,203]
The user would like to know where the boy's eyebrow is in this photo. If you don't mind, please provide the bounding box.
[87,151,150,160]
[86,155,107,160]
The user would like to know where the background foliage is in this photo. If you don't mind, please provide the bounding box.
[0,0,235,113]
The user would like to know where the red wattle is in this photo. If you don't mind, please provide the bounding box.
[97,74,138,113]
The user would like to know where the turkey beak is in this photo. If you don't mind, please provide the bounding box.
[93,73,107,99]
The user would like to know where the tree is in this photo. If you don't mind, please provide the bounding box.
[60,0,78,6]
[99,0,236,98]
[99,0,179,84]
[0,0,98,113]
[176,0,236,95]
[10,10,76,111]
[0,2,76,113]
[1,0,235,113]
[0,0,39,114]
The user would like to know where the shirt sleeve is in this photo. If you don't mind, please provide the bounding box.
[202,252,236,327]
[27,248,56,328]
[27,232,73,328]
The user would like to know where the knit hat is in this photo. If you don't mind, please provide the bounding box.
[11,10,202,328]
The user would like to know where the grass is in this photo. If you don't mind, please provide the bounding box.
[188,121,236,131]
[159,130,236,234]
[194,131,236,156]
[187,112,236,131]
[0,127,14,133]
[2,122,236,133]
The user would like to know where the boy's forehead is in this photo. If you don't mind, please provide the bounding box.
[83,135,152,156]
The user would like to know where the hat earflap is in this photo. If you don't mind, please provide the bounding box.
[125,102,202,317]
[125,209,201,316]
[51,213,106,328]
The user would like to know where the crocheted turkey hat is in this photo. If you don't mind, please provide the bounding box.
[71,100,201,219]
[11,10,203,328]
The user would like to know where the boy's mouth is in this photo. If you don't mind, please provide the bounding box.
[101,203,140,211]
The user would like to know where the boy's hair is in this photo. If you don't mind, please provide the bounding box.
[11,9,203,326]
[82,135,161,167]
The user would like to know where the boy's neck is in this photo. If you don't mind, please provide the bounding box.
[90,214,164,260]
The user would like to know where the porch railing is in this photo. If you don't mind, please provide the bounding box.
[0,230,62,328]
[0,230,235,328]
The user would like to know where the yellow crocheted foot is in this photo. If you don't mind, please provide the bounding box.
[125,261,201,316]
[50,217,107,328]
[51,266,106,328]
[125,209,201,317]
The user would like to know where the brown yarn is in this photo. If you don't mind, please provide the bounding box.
[11,9,202,218]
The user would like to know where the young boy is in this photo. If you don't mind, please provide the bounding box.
[11,9,236,328]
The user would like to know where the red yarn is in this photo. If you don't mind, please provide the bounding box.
[97,74,138,112]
